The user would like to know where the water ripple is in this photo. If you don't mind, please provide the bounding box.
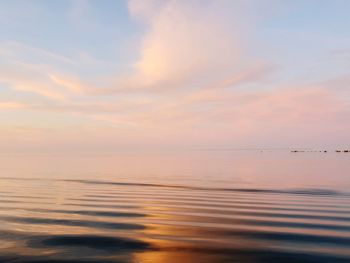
[1,177,350,263]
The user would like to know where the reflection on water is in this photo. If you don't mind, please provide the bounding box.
[0,151,350,262]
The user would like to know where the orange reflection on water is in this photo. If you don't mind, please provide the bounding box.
[133,250,228,263]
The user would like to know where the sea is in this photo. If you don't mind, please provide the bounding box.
[0,150,349,263]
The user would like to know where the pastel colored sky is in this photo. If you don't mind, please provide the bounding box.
[0,0,349,152]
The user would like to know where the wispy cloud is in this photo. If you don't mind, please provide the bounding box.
[109,0,262,92]
[0,41,91,100]
[0,101,28,109]
[0,61,69,100]
[0,41,76,65]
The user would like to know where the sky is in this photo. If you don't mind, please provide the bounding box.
[0,0,349,152]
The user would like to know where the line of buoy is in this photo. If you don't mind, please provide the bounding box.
[291,150,349,153]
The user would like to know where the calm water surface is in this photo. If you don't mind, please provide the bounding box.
[0,151,350,262]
